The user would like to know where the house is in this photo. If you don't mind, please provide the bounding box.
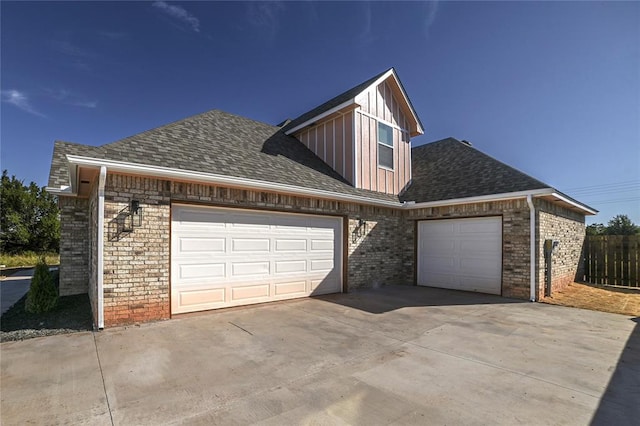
[47,68,597,328]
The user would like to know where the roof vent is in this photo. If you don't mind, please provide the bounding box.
[277,118,292,128]
[461,140,472,146]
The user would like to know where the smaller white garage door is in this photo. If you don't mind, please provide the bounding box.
[417,217,502,295]
[171,205,343,314]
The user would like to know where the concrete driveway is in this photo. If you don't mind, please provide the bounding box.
[1,286,638,425]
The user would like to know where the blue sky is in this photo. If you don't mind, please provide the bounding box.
[2,1,638,225]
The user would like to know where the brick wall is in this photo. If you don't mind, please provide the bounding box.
[99,174,404,326]
[74,172,586,327]
[103,175,171,325]
[58,196,89,296]
[404,199,532,299]
[536,199,585,299]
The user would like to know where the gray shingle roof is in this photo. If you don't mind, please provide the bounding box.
[48,109,399,203]
[400,138,550,203]
[281,69,390,133]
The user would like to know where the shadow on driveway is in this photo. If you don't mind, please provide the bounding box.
[590,316,640,425]
[315,284,525,314]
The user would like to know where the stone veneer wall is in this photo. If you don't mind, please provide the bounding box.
[403,199,532,299]
[102,174,406,326]
[58,196,89,296]
[536,199,585,300]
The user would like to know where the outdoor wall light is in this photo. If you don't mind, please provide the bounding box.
[352,217,368,243]
[130,200,143,228]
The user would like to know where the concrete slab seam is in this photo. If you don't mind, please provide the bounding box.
[93,332,115,426]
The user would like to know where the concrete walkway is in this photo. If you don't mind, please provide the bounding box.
[0,268,33,315]
[1,286,638,425]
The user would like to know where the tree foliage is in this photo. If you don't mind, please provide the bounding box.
[0,170,60,253]
[25,257,58,313]
[587,214,639,236]
[605,214,639,235]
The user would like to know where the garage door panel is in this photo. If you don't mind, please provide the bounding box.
[275,260,306,274]
[172,205,342,314]
[231,284,270,301]
[179,263,226,279]
[275,281,307,296]
[179,237,226,253]
[418,217,502,295]
[231,238,270,252]
[275,239,307,251]
[179,288,226,307]
[231,261,270,277]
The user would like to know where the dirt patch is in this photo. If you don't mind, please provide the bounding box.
[0,293,93,342]
[542,282,640,316]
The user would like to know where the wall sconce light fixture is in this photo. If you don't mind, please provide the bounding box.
[352,217,368,243]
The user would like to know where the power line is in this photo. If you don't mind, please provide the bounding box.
[563,180,640,192]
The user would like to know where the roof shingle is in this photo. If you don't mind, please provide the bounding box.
[400,138,550,203]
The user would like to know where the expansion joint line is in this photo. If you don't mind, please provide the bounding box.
[93,332,115,426]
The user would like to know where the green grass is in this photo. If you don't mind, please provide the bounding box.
[0,252,60,268]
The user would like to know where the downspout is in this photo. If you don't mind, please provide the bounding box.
[97,166,107,329]
[526,195,536,302]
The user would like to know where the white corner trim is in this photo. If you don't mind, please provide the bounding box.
[526,194,536,302]
[97,166,107,329]
[404,188,555,209]
[283,99,356,135]
[65,155,402,209]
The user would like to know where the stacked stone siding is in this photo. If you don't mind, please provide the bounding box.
[58,196,89,296]
[404,199,532,299]
[536,199,585,299]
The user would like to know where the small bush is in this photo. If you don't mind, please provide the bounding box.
[25,258,58,314]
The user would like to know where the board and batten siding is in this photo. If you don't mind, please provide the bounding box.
[354,80,411,195]
[294,78,412,196]
[296,110,355,185]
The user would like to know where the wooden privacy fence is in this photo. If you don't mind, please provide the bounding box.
[583,235,640,288]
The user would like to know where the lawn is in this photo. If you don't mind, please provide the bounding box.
[0,251,60,268]
[542,282,640,316]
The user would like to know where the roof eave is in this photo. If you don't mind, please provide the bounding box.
[284,99,356,135]
[65,155,403,209]
[403,188,597,215]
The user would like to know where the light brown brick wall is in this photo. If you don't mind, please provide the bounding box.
[404,199,532,299]
[59,196,89,296]
[99,174,406,326]
[72,172,587,327]
[536,199,585,299]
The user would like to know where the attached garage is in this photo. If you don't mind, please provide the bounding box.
[417,217,502,295]
[171,205,343,314]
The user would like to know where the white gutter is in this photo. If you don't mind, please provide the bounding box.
[526,194,536,302]
[97,166,106,329]
[549,191,598,215]
[405,188,555,210]
[65,155,402,209]
[283,99,356,135]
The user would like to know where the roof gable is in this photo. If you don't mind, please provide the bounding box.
[282,68,423,136]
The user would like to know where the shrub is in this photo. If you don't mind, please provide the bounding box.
[25,258,58,314]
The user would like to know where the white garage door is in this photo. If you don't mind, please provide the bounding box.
[171,205,343,314]
[417,217,502,295]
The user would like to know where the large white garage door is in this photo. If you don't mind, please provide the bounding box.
[417,217,502,295]
[171,205,343,314]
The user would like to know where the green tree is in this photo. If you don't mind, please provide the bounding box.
[586,223,606,236]
[605,214,639,235]
[25,257,58,313]
[0,170,60,253]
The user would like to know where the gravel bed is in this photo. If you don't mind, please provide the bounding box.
[1,293,93,342]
